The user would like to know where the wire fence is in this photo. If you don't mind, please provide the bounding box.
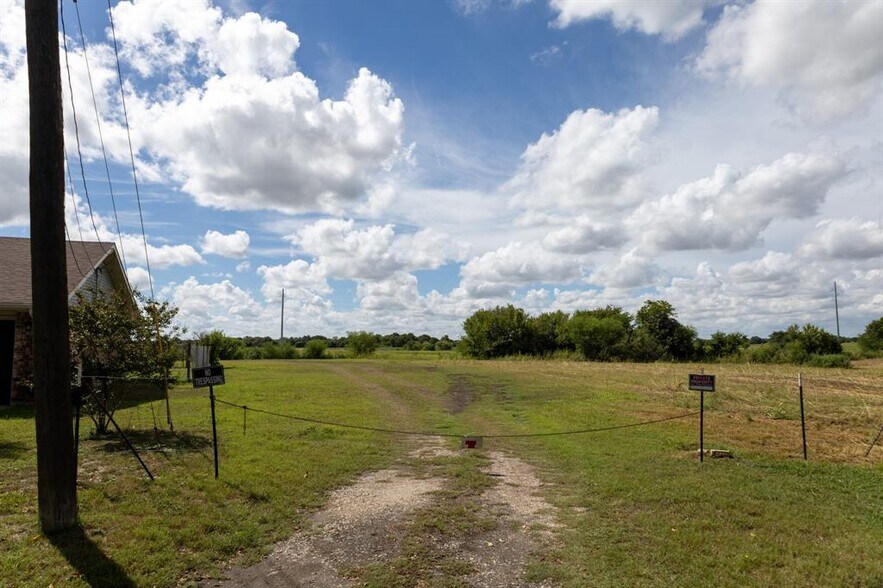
[213,397,700,440]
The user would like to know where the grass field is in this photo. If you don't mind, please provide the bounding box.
[2,357,882,586]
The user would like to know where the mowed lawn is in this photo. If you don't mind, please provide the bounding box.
[1,357,882,586]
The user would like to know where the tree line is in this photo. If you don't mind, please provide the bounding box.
[459,301,882,366]
[198,330,457,362]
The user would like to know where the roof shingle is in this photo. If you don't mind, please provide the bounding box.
[0,236,116,308]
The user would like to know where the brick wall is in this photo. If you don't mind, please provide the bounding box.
[11,312,33,402]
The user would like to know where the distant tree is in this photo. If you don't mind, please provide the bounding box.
[303,338,328,359]
[634,300,697,361]
[435,335,456,351]
[857,317,883,354]
[707,331,749,359]
[784,324,842,355]
[198,330,245,364]
[564,306,632,361]
[70,291,182,435]
[531,311,570,355]
[347,331,379,357]
[460,305,533,358]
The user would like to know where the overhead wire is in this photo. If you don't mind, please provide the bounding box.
[60,0,108,254]
[65,149,93,268]
[63,148,91,279]
[64,223,86,280]
[58,0,172,430]
[105,0,154,299]
[103,0,173,429]
[73,0,128,270]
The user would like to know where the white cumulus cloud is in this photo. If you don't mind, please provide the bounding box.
[293,218,464,281]
[506,106,658,215]
[630,152,847,251]
[550,0,712,40]
[201,229,250,258]
[696,0,883,121]
[164,277,263,332]
[799,218,883,260]
[589,248,663,289]
[459,242,584,297]
[542,217,626,254]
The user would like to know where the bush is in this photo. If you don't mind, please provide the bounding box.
[779,341,809,365]
[347,331,379,357]
[805,354,851,368]
[564,309,631,361]
[790,324,842,355]
[435,336,456,351]
[70,291,182,435]
[303,338,328,359]
[706,331,749,359]
[258,342,298,359]
[531,311,570,355]
[742,343,778,364]
[460,305,534,358]
[198,330,245,363]
[857,317,883,355]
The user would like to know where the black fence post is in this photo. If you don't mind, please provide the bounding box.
[210,385,219,479]
[798,373,807,461]
[699,390,705,463]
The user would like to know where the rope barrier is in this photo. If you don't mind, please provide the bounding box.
[81,374,168,382]
[213,397,699,439]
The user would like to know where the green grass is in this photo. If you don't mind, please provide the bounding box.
[0,361,406,586]
[2,358,882,586]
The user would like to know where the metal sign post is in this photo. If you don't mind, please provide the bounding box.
[209,385,219,478]
[192,365,225,478]
[798,373,807,461]
[689,374,715,462]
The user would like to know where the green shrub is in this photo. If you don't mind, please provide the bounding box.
[779,341,809,365]
[347,331,379,357]
[564,312,630,361]
[199,330,245,363]
[805,354,851,368]
[303,338,328,359]
[742,343,778,363]
[461,305,534,358]
[857,317,883,355]
[706,331,749,359]
[258,342,298,359]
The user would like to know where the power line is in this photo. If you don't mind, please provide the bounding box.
[64,148,96,272]
[73,0,128,270]
[64,223,86,280]
[106,0,154,298]
[213,397,699,439]
[59,0,107,252]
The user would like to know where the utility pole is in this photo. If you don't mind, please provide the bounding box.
[280,289,285,340]
[833,282,841,339]
[26,0,78,531]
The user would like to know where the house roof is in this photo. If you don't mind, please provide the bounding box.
[0,236,121,309]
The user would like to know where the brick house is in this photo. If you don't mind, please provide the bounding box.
[0,237,131,406]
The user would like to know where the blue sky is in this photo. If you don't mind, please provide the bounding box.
[1,0,881,337]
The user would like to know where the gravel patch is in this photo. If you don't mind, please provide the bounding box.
[203,442,560,587]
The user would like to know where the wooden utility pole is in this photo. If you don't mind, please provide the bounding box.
[280,289,285,340]
[26,0,78,531]
[834,282,841,338]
